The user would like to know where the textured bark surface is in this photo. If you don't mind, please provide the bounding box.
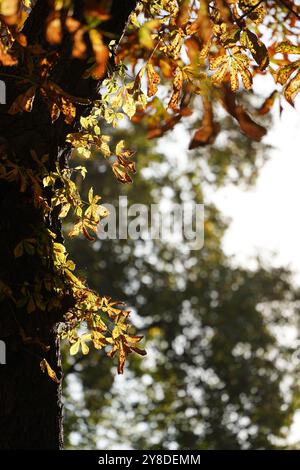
[0,0,136,449]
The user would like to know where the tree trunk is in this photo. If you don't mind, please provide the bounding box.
[0,0,136,449]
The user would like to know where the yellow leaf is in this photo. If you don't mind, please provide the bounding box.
[138,20,160,49]
[68,221,81,238]
[276,62,300,86]
[122,91,136,119]
[88,187,94,204]
[70,340,80,356]
[88,29,109,79]
[147,63,160,98]
[284,70,300,105]
[40,359,60,384]
[81,340,90,355]
[112,326,121,339]
[212,62,228,85]
[239,66,252,90]
[0,0,19,16]
[116,140,125,157]
[229,62,239,92]
[59,203,71,218]
[210,55,228,70]
[80,333,91,355]
[276,41,300,55]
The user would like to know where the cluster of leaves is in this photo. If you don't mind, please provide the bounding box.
[44,0,300,166]
[0,149,145,375]
[1,1,300,150]
[105,0,300,147]
[0,0,299,377]
[0,0,150,376]
[43,165,108,240]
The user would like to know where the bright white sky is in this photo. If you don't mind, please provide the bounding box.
[213,102,300,283]
[212,93,300,445]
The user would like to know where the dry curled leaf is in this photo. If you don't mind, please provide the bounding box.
[84,0,110,20]
[257,91,278,115]
[168,67,183,110]
[87,29,109,80]
[222,86,266,141]
[189,98,220,148]
[40,358,60,384]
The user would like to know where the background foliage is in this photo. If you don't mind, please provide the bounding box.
[63,118,300,450]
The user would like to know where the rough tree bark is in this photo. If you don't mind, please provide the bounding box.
[0,0,136,450]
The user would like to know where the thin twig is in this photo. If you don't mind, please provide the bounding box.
[238,0,265,21]
[278,0,300,20]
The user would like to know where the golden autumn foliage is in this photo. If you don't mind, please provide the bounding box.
[0,0,300,378]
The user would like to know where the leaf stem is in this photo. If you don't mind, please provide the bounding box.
[0,72,36,85]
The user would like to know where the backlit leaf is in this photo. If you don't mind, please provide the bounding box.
[40,359,60,384]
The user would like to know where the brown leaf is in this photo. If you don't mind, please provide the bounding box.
[257,90,278,115]
[41,81,90,124]
[186,2,212,42]
[189,98,220,149]
[176,0,190,27]
[60,97,76,124]
[49,102,60,122]
[0,41,17,66]
[65,18,87,59]
[45,12,62,45]
[8,86,37,115]
[15,32,27,47]
[185,37,200,64]
[84,0,110,20]
[112,162,133,184]
[147,115,182,139]
[241,29,269,70]
[222,86,267,141]
[82,224,96,242]
[168,68,183,111]
[38,53,59,79]
[235,106,266,140]
[159,58,173,79]
[88,29,109,79]
[40,358,60,384]
[65,17,81,33]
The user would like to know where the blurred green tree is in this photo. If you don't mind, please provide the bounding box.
[63,114,300,450]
